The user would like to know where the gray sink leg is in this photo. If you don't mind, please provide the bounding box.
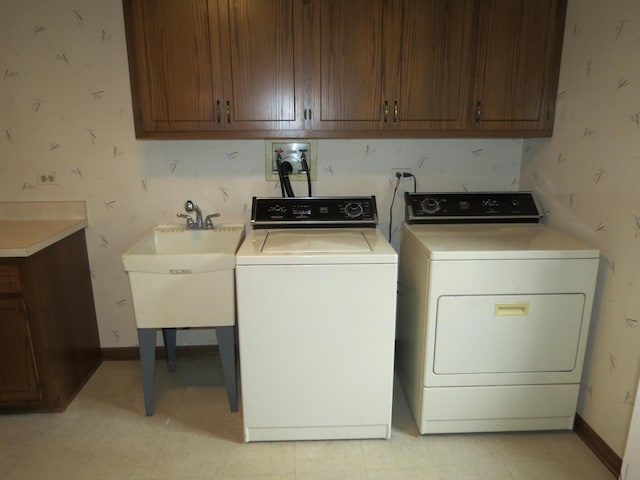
[137,327,156,416]
[217,326,238,412]
[162,328,177,372]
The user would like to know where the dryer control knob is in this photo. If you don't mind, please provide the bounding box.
[344,202,364,218]
[421,198,440,214]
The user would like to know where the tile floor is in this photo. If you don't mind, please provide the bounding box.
[0,357,616,480]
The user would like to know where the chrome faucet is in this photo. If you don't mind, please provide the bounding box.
[177,200,220,229]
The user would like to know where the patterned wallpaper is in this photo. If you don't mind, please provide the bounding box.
[522,0,640,456]
[0,0,521,348]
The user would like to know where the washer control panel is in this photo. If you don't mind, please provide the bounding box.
[405,191,542,224]
[252,196,378,228]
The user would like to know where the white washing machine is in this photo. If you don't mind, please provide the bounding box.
[396,192,600,434]
[235,196,397,442]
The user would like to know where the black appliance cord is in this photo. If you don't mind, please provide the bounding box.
[301,157,312,196]
[389,172,417,242]
[389,177,400,242]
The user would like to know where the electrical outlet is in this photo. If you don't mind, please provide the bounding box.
[391,168,414,180]
[37,172,58,185]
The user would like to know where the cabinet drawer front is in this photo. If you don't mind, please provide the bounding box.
[0,265,21,293]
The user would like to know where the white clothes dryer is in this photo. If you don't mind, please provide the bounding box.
[396,192,600,434]
[235,196,397,442]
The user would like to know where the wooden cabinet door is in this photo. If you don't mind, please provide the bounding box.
[124,0,223,134]
[394,0,474,131]
[472,0,566,135]
[310,0,473,134]
[218,0,305,132]
[310,0,387,131]
[124,0,304,136]
[0,296,41,403]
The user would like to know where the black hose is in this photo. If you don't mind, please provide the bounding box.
[280,161,295,197]
[275,158,286,197]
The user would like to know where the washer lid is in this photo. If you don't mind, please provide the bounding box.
[262,230,371,253]
[235,227,397,265]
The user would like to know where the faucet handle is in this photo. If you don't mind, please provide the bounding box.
[204,212,221,229]
[176,213,194,227]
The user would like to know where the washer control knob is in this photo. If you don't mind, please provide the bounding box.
[421,197,440,214]
[344,202,364,218]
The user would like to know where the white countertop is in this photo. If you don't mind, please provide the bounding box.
[0,201,88,257]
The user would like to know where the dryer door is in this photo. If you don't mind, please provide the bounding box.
[433,293,586,375]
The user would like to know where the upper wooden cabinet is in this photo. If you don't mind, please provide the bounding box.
[394,0,474,131]
[309,0,474,133]
[123,0,305,137]
[472,0,567,135]
[220,0,305,132]
[123,0,566,139]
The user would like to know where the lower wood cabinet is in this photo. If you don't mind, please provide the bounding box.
[0,230,102,412]
[0,296,41,403]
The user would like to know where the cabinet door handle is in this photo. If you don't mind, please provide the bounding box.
[475,100,481,123]
[226,101,231,123]
[304,109,307,120]
[383,101,389,123]
[393,100,398,123]
[216,100,221,124]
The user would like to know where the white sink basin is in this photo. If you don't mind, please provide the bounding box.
[122,224,245,328]
[123,224,245,274]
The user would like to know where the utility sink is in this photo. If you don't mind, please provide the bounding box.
[123,224,244,273]
[122,224,245,328]
[122,224,244,415]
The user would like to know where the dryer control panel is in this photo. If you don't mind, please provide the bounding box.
[252,196,378,228]
[405,191,542,224]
